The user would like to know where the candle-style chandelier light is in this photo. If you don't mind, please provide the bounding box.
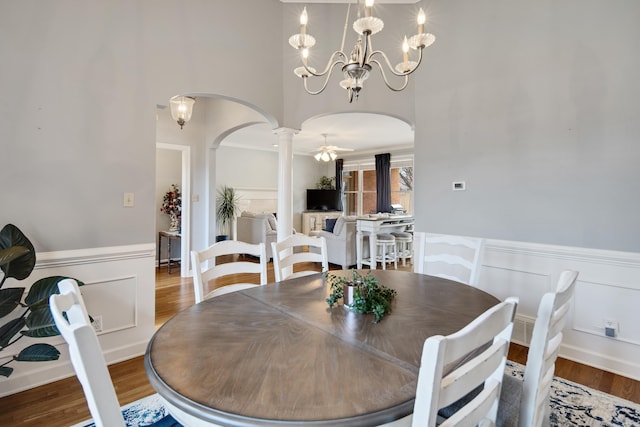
[288,0,435,103]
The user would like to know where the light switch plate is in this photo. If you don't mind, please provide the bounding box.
[123,192,134,207]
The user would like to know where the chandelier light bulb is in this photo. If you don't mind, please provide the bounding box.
[417,8,426,34]
[314,152,322,161]
[321,151,330,162]
[365,0,374,17]
[300,7,308,35]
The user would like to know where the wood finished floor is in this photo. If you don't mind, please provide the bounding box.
[1,259,639,426]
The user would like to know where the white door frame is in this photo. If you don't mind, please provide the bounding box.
[157,142,191,277]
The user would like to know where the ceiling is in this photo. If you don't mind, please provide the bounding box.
[221,112,415,158]
[280,1,419,3]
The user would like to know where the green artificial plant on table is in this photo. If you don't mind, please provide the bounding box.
[0,224,84,378]
[326,270,397,323]
[216,185,240,240]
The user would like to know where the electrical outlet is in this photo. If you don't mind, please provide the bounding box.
[604,318,618,338]
[92,315,103,333]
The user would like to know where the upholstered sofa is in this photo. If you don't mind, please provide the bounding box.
[312,216,359,269]
[237,211,278,259]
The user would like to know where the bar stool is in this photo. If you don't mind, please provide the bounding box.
[376,233,397,270]
[391,231,413,267]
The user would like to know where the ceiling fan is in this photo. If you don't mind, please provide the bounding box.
[314,134,354,162]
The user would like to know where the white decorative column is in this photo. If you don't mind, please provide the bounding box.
[274,128,297,240]
[273,128,297,279]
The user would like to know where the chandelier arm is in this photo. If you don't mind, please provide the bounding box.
[302,63,343,95]
[369,58,410,92]
[301,51,347,77]
[368,46,425,77]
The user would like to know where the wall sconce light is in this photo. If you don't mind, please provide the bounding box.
[169,96,196,129]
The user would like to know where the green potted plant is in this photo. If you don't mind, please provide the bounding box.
[0,224,84,378]
[216,185,240,241]
[325,270,397,323]
[315,176,336,190]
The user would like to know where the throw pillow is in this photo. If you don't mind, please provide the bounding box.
[325,217,338,233]
[333,217,345,235]
[267,215,277,231]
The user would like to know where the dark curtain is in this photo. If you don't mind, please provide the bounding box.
[375,153,391,213]
[335,159,344,211]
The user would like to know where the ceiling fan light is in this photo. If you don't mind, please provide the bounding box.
[314,152,322,161]
[329,151,337,161]
[321,151,330,162]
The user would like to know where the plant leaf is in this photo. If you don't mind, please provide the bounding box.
[25,276,84,306]
[0,225,36,281]
[0,287,25,318]
[0,246,30,267]
[0,366,13,377]
[14,343,60,362]
[0,317,26,348]
[23,305,59,337]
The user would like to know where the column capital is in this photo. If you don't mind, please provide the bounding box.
[273,127,299,137]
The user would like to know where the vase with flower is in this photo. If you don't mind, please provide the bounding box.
[161,184,182,232]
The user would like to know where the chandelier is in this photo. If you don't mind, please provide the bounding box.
[169,96,196,129]
[288,0,435,103]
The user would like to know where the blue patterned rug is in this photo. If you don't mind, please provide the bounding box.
[73,362,640,427]
[505,361,640,427]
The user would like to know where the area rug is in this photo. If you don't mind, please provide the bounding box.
[74,362,640,427]
[70,393,181,427]
[505,361,640,427]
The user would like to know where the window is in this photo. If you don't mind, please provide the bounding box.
[342,157,413,216]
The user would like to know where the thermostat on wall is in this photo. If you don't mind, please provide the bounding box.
[452,181,466,191]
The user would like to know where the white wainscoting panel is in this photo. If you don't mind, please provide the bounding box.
[479,239,640,380]
[0,244,155,398]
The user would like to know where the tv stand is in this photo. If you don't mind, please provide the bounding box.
[302,211,342,235]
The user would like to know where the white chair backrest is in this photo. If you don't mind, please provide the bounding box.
[412,297,518,427]
[49,279,126,427]
[413,232,485,287]
[191,240,267,303]
[271,234,329,282]
[519,270,578,427]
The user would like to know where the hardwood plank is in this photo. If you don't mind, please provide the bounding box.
[1,260,638,427]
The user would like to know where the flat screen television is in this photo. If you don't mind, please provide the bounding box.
[306,189,341,211]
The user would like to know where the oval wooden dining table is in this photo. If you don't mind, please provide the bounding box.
[144,269,500,427]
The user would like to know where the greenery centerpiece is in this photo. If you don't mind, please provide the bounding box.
[325,270,397,323]
[216,185,240,241]
[0,224,84,378]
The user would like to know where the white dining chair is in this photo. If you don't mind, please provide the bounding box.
[409,297,518,426]
[271,234,328,282]
[499,270,578,427]
[191,240,267,303]
[49,279,178,427]
[413,232,485,287]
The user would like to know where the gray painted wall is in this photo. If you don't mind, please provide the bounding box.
[1,0,638,256]
[1,0,283,252]
[413,0,640,252]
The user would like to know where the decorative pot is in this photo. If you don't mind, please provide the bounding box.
[169,214,180,232]
[343,282,363,309]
